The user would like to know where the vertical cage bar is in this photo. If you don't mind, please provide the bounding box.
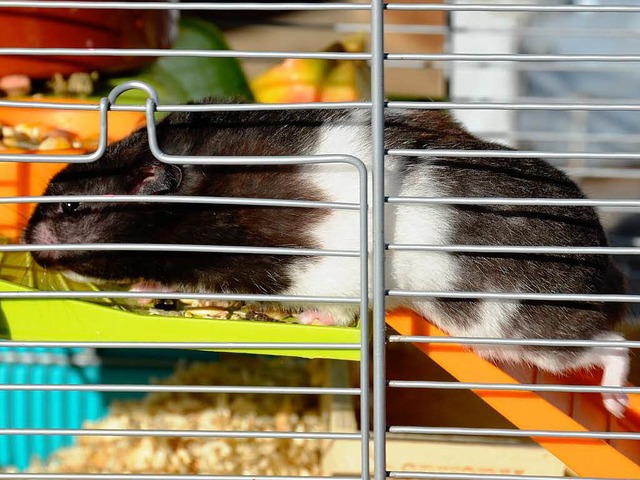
[358,151,370,480]
[370,0,386,478]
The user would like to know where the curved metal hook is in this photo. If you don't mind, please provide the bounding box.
[107,81,160,105]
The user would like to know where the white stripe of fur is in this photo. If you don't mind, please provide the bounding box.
[282,110,517,331]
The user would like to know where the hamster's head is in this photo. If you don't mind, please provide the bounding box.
[22,104,332,293]
[21,127,195,284]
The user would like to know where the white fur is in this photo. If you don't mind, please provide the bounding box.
[282,114,368,324]
[456,300,522,363]
[448,298,546,373]
[282,111,506,331]
[385,161,462,328]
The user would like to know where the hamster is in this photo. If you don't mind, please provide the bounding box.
[22,102,630,417]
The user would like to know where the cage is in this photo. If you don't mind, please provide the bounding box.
[0,346,221,469]
[0,0,639,479]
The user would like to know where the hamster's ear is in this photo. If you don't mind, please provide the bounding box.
[131,162,183,195]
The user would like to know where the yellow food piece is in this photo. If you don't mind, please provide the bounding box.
[320,60,369,102]
[14,122,55,143]
[184,307,229,319]
[38,135,73,150]
[1,125,13,138]
[1,121,81,153]
[251,58,332,103]
[250,35,370,104]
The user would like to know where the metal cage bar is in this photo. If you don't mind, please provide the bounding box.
[0,78,371,475]
[1,0,640,478]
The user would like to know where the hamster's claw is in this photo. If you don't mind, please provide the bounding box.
[298,310,338,326]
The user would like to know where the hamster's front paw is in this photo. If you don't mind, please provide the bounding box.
[298,310,338,326]
[129,281,175,305]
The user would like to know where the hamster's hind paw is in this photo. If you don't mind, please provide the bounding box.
[596,332,630,418]
[603,392,629,419]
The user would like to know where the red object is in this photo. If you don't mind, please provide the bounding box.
[0,1,177,77]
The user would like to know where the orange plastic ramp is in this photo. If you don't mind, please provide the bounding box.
[386,308,640,479]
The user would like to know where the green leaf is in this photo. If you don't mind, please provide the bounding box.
[105,16,253,105]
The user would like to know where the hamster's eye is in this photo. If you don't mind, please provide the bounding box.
[61,202,80,214]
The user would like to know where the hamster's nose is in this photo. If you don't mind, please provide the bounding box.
[24,222,57,246]
[23,222,64,267]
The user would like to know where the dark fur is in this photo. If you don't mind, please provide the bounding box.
[385,110,626,348]
[23,108,343,293]
[24,105,626,346]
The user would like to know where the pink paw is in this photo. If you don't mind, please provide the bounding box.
[129,281,174,306]
[603,392,629,419]
[297,310,338,326]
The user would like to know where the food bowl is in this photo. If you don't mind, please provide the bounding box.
[0,1,178,78]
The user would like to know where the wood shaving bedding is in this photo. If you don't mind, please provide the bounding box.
[19,356,331,475]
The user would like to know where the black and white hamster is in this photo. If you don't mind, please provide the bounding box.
[22,103,630,416]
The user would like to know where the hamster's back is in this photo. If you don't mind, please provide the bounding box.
[379,110,626,353]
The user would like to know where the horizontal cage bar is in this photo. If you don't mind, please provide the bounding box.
[0,384,360,394]
[0,429,361,440]
[386,196,640,208]
[387,244,640,256]
[0,291,360,303]
[388,426,640,441]
[0,1,371,10]
[4,50,640,63]
[154,102,372,112]
[388,380,638,395]
[385,4,640,13]
[388,290,640,303]
[0,48,371,60]
[0,195,359,210]
[3,243,359,258]
[387,335,640,349]
[388,100,640,111]
[2,1,640,13]
[0,100,99,110]
[2,341,360,349]
[388,149,640,160]
[0,99,372,112]
[17,98,640,113]
[386,53,640,62]
[0,153,368,167]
